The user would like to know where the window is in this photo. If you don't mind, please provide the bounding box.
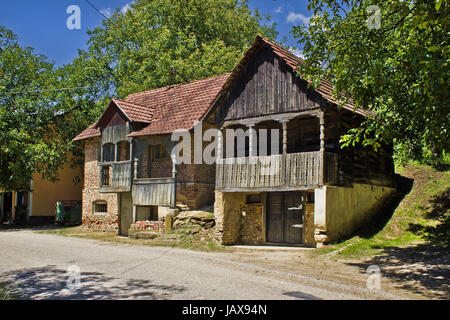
[101,166,110,186]
[246,194,261,204]
[93,201,107,214]
[150,144,168,161]
[136,206,158,221]
[117,141,130,161]
[102,143,115,162]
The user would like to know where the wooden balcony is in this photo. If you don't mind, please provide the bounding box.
[132,178,176,207]
[216,151,338,191]
[99,161,132,193]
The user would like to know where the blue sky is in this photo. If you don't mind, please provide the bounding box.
[0,0,312,66]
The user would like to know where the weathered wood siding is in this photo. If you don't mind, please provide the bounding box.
[132,178,176,207]
[216,151,338,191]
[216,46,323,123]
[324,107,395,187]
[101,125,131,145]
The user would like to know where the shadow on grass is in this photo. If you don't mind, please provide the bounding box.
[347,244,450,299]
[339,174,414,241]
[1,265,186,300]
[408,188,450,247]
[346,186,449,299]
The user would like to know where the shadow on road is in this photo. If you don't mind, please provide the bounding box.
[347,244,450,299]
[1,265,186,300]
[282,291,321,300]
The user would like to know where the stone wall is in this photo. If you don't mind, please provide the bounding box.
[82,138,119,232]
[214,191,264,245]
[177,183,215,210]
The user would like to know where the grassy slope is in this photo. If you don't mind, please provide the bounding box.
[315,162,449,259]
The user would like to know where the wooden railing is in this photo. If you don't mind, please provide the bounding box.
[132,178,176,207]
[216,151,338,191]
[100,161,132,192]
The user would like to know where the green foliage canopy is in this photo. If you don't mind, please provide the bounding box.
[292,0,449,163]
[0,0,278,190]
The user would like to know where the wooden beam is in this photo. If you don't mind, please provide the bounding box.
[221,109,322,128]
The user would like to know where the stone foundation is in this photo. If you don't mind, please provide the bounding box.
[214,191,264,245]
[81,188,119,232]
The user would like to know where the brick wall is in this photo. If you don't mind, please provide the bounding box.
[82,138,119,232]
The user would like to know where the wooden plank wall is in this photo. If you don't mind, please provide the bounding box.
[325,106,395,187]
[132,179,176,207]
[216,46,323,123]
[216,151,338,190]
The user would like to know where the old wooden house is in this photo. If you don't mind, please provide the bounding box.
[74,35,396,246]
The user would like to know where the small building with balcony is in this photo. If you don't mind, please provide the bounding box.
[207,36,396,247]
[74,35,396,246]
[74,77,228,235]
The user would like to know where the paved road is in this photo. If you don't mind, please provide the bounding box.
[0,229,401,300]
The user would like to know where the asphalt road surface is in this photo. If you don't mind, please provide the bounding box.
[0,229,404,300]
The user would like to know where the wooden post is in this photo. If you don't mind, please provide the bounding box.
[114,143,118,162]
[217,130,223,161]
[132,205,137,223]
[319,113,325,185]
[100,144,104,163]
[134,157,138,180]
[247,123,257,162]
[280,120,288,155]
[171,154,177,209]
[130,139,134,183]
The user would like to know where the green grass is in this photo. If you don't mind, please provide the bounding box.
[0,282,21,300]
[40,224,229,253]
[314,162,450,259]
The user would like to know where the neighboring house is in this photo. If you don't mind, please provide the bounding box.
[74,35,396,246]
[73,75,228,235]
[0,153,83,224]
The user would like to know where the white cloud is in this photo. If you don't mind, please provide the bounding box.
[100,8,114,17]
[286,12,311,25]
[100,2,132,17]
[275,6,283,14]
[291,49,305,59]
[120,3,132,14]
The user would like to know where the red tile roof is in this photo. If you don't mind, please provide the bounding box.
[128,74,230,136]
[73,122,100,141]
[73,35,370,142]
[112,99,153,123]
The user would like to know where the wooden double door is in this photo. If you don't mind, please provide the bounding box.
[266,192,304,244]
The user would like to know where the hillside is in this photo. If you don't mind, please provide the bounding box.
[316,162,449,298]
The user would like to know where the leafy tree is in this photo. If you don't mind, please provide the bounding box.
[292,0,449,163]
[0,0,278,189]
[0,26,63,190]
[82,0,278,97]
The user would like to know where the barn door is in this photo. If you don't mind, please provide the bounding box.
[266,192,304,244]
[284,192,304,244]
[266,193,284,243]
